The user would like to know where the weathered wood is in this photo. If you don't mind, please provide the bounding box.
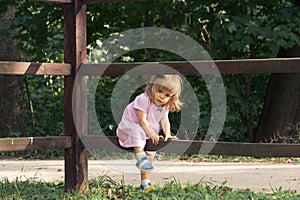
[82,136,300,158]
[81,136,134,151]
[80,57,300,75]
[0,136,71,152]
[64,0,88,193]
[0,62,71,75]
[215,58,300,74]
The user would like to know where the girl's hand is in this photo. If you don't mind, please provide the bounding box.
[164,134,177,142]
[150,134,160,145]
[141,124,160,145]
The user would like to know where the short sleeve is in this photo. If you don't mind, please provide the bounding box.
[163,110,169,119]
[132,93,150,113]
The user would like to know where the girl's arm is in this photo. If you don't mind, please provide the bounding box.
[135,109,160,145]
[161,116,176,142]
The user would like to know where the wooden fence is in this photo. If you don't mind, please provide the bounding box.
[0,0,300,192]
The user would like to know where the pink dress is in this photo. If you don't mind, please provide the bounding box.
[117,93,169,148]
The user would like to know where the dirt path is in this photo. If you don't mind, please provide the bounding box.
[0,160,299,193]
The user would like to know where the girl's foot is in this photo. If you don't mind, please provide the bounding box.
[140,183,155,193]
[136,156,153,171]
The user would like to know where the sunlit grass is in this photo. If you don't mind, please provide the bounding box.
[1,176,299,200]
[176,154,300,164]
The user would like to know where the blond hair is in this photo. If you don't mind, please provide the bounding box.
[145,75,183,112]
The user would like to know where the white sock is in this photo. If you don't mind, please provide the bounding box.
[136,151,146,160]
[141,179,151,186]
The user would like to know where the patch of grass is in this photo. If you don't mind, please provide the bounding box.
[0,176,299,200]
[0,177,65,200]
[177,154,300,164]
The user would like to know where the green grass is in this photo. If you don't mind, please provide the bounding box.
[0,176,299,200]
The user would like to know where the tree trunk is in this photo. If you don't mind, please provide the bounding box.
[0,6,26,137]
[255,0,300,142]
[255,45,300,142]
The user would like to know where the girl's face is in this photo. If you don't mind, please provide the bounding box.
[153,86,174,106]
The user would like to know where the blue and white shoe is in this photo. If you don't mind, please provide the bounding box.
[140,183,155,193]
[136,156,153,171]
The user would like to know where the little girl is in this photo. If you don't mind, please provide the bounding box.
[117,75,183,192]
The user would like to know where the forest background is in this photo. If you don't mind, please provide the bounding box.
[0,0,300,158]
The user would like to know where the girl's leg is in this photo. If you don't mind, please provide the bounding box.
[140,153,155,192]
[141,153,153,180]
[134,147,144,153]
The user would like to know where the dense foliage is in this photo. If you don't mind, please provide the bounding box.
[1,0,300,142]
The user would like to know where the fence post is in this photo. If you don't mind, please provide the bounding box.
[64,0,88,192]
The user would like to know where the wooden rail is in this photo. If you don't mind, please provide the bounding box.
[2,136,299,158]
[80,57,300,75]
[0,62,71,75]
[1,58,298,76]
[81,136,300,158]
[0,136,72,152]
